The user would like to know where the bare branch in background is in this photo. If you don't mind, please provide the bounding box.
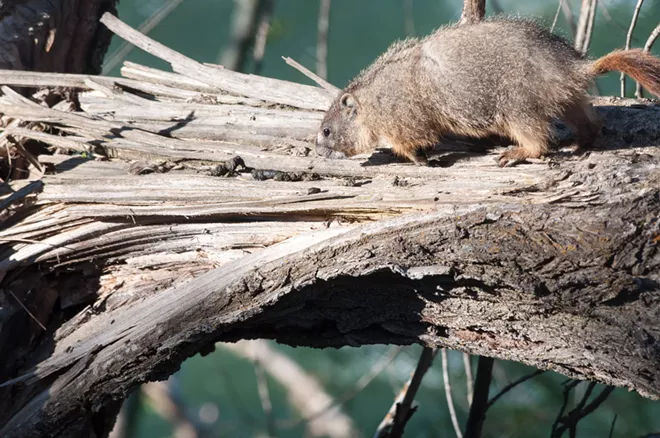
[459,0,486,25]
[487,369,545,408]
[463,353,474,406]
[550,0,565,34]
[599,1,634,40]
[142,377,204,438]
[374,347,437,438]
[109,391,141,438]
[621,0,645,96]
[102,0,185,74]
[221,0,269,72]
[403,0,415,35]
[279,346,401,430]
[551,380,582,435]
[221,340,359,438]
[552,383,616,437]
[442,349,463,438]
[464,357,494,438]
[252,0,276,74]
[317,0,331,79]
[560,0,577,37]
[635,24,660,97]
[282,56,340,93]
[254,359,276,438]
[609,414,618,438]
[574,0,597,54]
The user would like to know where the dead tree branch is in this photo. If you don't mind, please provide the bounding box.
[0,10,658,438]
[442,349,463,438]
[635,23,660,98]
[459,0,486,25]
[464,357,494,438]
[374,347,437,438]
[622,0,645,96]
[317,0,331,80]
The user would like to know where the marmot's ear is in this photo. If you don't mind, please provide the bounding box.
[340,93,356,108]
[340,93,358,116]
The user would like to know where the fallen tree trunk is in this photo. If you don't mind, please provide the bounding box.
[0,11,659,438]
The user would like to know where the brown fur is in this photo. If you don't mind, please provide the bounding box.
[315,17,660,166]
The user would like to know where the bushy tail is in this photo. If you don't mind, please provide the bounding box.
[592,49,660,98]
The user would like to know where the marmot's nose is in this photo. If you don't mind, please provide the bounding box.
[316,131,325,145]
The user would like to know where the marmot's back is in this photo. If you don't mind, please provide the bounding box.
[419,18,589,129]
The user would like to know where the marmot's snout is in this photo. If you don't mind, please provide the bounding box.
[316,126,347,159]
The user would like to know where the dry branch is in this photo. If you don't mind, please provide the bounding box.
[459,0,486,25]
[635,24,660,98]
[0,9,659,438]
[622,0,645,96]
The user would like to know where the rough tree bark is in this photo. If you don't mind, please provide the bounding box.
[0,6,659,438]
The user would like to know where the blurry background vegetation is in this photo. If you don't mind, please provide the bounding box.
[105,1,660,437]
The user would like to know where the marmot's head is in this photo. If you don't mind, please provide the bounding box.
[316,92,374,159]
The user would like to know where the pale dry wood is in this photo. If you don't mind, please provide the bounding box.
[0,11,659,438]
[100,13,333,111]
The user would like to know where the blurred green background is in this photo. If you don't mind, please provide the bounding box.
[105,1,660,437]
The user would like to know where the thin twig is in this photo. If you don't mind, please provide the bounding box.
[551,380,582,436]
[281,56,339,94]
[487,369,545,408]
[317,0,331,80]
[635,23,660,98]
[403,0,415,36]
[280,346,401,429]
[463,353,474,406]
[442,349,463,438]
[622,0,645,97]
[608,414,618,438]
[374,347,437,438]
[569,382,596,437]
[553,386,616,437]
[8,289,47,331]
[561,0,577,37]
[550,0,565,34]
[102,0,186,75]
[464,357,494,438]
[253,0,276,75]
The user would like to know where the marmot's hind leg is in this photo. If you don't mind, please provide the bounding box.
[497,120,551,167]
[562,99,601,150]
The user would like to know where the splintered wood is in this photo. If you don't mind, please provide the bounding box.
[0,13,659,435]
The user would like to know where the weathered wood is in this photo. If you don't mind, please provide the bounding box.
[0,11,659,438]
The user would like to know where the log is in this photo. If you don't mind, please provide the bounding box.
[0,11,659,438]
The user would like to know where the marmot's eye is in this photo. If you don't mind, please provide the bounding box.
[323,128,331,138]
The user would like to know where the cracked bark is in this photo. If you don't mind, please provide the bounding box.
[1,184,659,437]
[0,4,659,438]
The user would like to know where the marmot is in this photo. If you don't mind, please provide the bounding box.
[315,17,660,166]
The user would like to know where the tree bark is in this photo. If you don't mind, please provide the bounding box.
[0,0,117,73]
[0,9,659,438]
